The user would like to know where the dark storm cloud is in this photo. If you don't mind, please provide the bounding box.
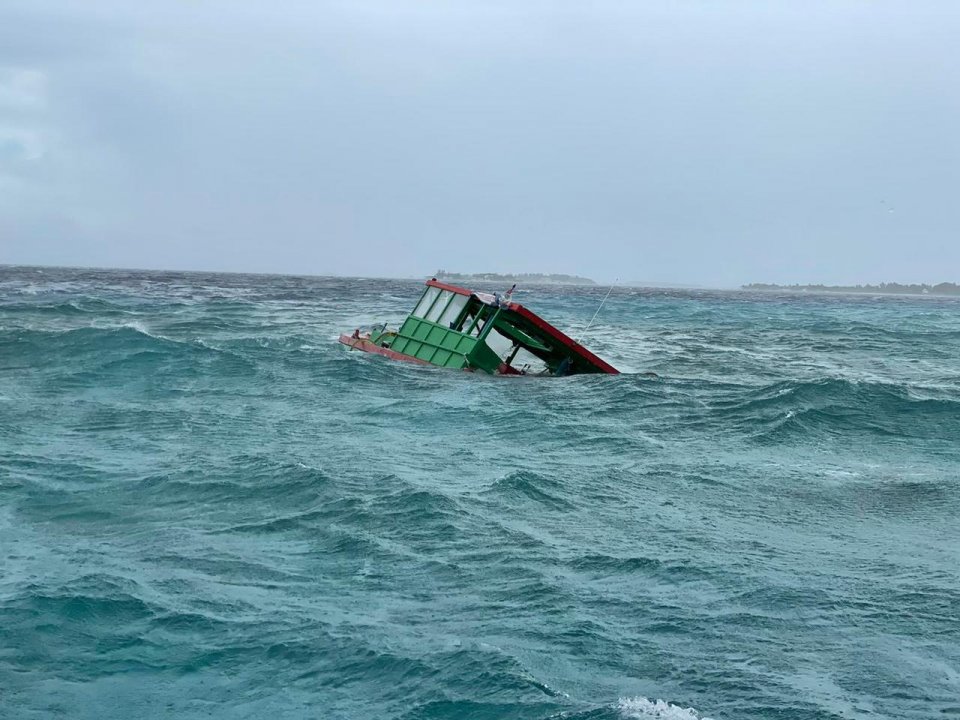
[1,1,958,285]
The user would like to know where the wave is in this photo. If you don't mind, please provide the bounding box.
[565,553,714,584]
[486,471,576,511]
[2,575,158,664]
[548,696,715,720]
[784,475,959,522]
[131,455,331,503]
[617,697,714,720]
[1,323,260,381]
[0,296,142,317]
[6,323,194,354]
[704,377,960,442]
[806,318,960,343]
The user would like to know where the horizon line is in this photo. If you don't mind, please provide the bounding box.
[0,262,737,290]
[4,262,953,291]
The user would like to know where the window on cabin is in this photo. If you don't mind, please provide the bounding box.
[458,309,481,336]
[412,286,440,318]
[510,346,548,374]
[484,326,513,357]
[439,295,468,328]
[425,290,453,323]
[486,326,549,374]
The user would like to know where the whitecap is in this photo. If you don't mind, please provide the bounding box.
[617,696,714,720]
[121,320,153,336]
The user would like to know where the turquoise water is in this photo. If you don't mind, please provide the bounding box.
[1,266,958,720]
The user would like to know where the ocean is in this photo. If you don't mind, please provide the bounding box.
[1,266,958,720]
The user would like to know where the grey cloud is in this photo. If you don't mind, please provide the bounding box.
[1,0,958,285]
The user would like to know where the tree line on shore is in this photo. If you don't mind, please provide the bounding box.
[743,282,960,295]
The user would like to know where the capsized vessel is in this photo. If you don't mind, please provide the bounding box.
[339,279,618,375]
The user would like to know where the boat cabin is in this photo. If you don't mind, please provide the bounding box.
[340,279,618,376]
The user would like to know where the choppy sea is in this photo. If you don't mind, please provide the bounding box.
[1,266,958,720]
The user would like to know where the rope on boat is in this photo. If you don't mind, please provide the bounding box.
[576,282,616,345]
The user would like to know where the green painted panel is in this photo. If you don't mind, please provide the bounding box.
[386,315,480,370]
[441,334,459,350]
[427,326,446,345]
[466,339,502,374]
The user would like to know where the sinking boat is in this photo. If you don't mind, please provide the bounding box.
[339,278,618,375]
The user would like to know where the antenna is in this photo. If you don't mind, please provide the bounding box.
[577,279,617,345]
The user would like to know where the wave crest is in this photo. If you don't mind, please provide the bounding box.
[618,696,713,720]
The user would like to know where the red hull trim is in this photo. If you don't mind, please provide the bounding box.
[338,334,433,366]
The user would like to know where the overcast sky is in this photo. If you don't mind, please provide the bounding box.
[1,1,958,286]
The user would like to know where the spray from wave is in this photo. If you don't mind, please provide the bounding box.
[618,697,714,720]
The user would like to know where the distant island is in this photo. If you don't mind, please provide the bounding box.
[435,271,596,286]
[743,282,960,296]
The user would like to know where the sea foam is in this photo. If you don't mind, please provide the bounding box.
[618,696,714,720]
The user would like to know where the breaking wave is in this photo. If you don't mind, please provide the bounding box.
[617,697,714,720]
